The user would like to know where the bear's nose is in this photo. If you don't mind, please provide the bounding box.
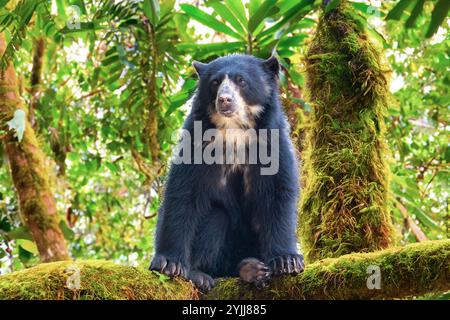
[218,94,233,105]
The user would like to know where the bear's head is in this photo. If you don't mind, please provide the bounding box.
[193,55,279,129]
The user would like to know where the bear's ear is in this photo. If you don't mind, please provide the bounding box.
[262,56,279,77]
[193,61,208,77]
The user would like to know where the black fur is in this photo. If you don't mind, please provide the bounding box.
[150,55,303,291]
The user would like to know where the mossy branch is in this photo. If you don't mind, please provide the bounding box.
[1,240,448,300]
[209,240,450,300]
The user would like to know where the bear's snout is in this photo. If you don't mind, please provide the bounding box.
[217,93,235,116]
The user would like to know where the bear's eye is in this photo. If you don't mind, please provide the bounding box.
[211,79,220,86]
[236,76,246,86]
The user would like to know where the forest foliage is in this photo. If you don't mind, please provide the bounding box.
[0,0,448,279]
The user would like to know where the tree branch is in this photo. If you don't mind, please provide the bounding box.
[396,200,429,242]
[0,240,448,300]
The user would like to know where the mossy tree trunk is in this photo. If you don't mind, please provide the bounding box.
[29,36,45,128]
[0,33,69,262]
[299,0,394,262]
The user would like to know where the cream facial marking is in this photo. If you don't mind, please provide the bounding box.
[210,75,263,130]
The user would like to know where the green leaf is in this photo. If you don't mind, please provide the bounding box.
[180,4,243,40]
[350,2,371,13]
[224,0,247,28]
[177,41,245,60]
[16,239,38,255]
[278,34,308,48]
[426,0,450,38]
[207,0,246,35]
[105,161,119,173]
[405,0,425,28]
[6,227,33,240]
[44,21,58,37]
[158,273,170,281]
[249,0,262,17]
[56,0,68,20]
[6,109,26,142]
[248,0,278,33]
[177,41,244,52]
[143,0,160,26]
[59,220,75,240]
[18,245,33,262]
[256,0,315,39]
[325,0,341,13]
[0,217,11,232]
[400,197,440,231]
[160,0,175,16]
[102,53,119,66]
[386,0,415,21]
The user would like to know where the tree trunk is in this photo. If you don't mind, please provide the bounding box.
[0,33,69,262]
[0,240,448,299]
[299,0,394,262]
[29,36,45,128]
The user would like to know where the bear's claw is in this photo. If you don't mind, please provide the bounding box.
[239,258,272,288]
[188,270,215,292]
[149,254,187,278]
[268,254,304,276]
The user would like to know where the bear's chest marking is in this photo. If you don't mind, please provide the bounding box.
[218,166,252,196]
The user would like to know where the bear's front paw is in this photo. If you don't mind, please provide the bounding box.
[268,254,304,276]
[149,254,187,278]
[238,258,271,288]
[187,270,215,292]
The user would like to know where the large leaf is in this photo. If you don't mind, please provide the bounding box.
[426,0,450,38]
[207,0,245,35]
[143,0,160,26]
[16,239,38,254]
[386,0,416,21]
[396,196,441,231]
[278,34,308,48]
[178,41,245,52]
[177,41,245,60]
[180,4,243,40]
[59,220,75,240]
[18,245,33,263]
[248,0,278,33]
[55,0,68,20]
[405,0,425,28]
[224,0,247,29]
[256,0,315,39]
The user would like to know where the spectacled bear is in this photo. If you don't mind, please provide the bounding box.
[150,54,304,292]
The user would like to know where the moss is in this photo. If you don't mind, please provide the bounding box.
[299,0,394,262]
[0,260,199,300]
[207,240,450,300]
